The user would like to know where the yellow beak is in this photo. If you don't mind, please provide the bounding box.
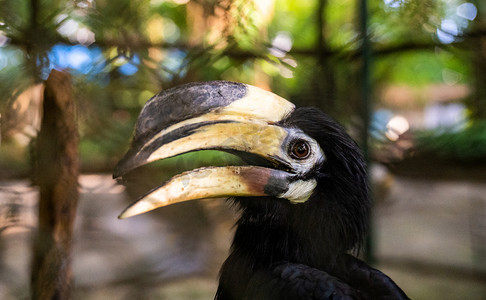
[114,81,317,219]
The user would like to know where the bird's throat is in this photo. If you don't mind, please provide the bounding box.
[217,206,339,299]
[230,201,338,273]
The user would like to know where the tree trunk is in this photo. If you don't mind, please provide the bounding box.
[31,70,79,300]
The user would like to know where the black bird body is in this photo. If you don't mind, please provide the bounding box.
[113,81,409,300]
[216,108,406,299]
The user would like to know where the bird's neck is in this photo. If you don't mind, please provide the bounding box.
[216,198,343,299]
[227,198,340,273]
[233,217,336,268]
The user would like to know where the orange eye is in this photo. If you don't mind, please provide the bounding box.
[290,140,310,159]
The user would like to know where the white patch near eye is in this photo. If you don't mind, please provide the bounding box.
[280,179,317,203]
[285,130,325,175]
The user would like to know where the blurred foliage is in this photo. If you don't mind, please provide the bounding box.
[0,0,485,173]
[375,50,469,86]
[415,121,486,162]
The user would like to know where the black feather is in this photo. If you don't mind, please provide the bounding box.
[215,107,408,300]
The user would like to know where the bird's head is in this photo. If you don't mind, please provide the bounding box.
[114,81,370,255]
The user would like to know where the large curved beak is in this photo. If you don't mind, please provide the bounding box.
[114,81,316,219]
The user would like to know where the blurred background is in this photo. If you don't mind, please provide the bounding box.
[1,0,486,299]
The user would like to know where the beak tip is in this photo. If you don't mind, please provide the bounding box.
[113,157,128,179]
[113,164,126,179]
[118,209,135,219]
[118,207,136,219]
[117,206,130,219]
[118,212,130,219]
[113,145,149,179]
[118,199,158,220]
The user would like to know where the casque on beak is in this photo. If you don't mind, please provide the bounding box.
[114,81,319,219]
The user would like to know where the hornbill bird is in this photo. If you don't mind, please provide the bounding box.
[113,81,409,300]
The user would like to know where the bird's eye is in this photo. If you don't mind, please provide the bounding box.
[289,140,311,160]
